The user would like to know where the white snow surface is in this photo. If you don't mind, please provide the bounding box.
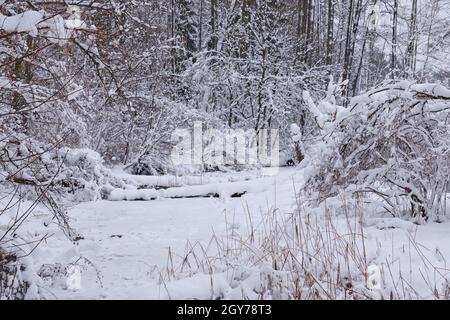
[2,168,450,299]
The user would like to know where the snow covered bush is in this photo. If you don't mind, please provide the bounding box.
[306,81,450,222]
[0,137,107,299]
[0,133,114,203]
[0,249,29,300]
[51,148,113,202]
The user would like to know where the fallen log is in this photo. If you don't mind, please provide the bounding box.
[108,179,267,201]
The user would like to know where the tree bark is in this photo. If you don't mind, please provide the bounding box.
[326,0,334,65]
[405,0,418,78]
[209,0,218,51]
[391,0,398,78]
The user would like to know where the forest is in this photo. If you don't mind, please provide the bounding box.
[1,0,450,300]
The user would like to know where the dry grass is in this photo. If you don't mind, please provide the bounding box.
[160,192,450,300]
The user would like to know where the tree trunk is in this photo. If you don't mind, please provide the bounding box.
[209,0,218,51]
[199,0,203,50]
[342,0,355,103]
[326,0,334,65]
[405,0,418,78]
[171,0,176,72]
[306,0,314,65]
[391,0,398,78]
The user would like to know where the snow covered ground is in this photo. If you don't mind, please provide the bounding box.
[3,167,450,299]
[13,168,298,299]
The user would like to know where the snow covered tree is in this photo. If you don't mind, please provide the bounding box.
[181,0,329,159]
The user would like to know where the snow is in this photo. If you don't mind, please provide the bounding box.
[28,197,267,299]
[290,124,301,143]
[108,178,272,201]
[1,0,449,302]
[46,15,68,45]
[161,219,450,299]
[65,19,86,30]
[0,76,10,89]
[0,7,86,42]
[0,168,295,299]
[60,148,103,166]
[3,167,448,299]
[0,11,43,36]
[303,91,326,129]
[411,83,450,98]
[113,170,259,189]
